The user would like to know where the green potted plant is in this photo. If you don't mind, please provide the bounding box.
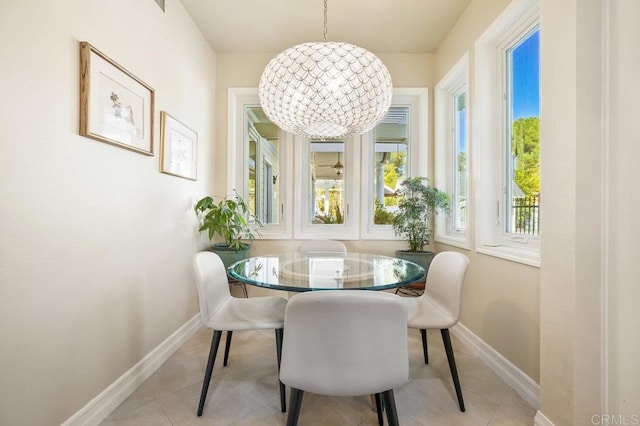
[194,191,262,268]
[392,177,450,275]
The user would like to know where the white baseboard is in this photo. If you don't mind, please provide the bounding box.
[62,314,202,426]
[534,410,555,426]
[451,322,540,409]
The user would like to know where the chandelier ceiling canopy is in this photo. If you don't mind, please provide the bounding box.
[258,0,393,140]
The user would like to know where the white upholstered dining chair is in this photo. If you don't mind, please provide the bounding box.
[297,240,347,255]
[192,251,288,416]
[280,290,408,426]
[401,250,470,412]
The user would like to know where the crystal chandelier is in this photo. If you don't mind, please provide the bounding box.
[258,0,393,140]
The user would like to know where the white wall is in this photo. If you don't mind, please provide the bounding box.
[0,1,216,424]
[539,0,640,423]
[604,0,640,417]
[538,0,607,423]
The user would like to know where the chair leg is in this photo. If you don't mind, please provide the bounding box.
[382,389,399,426]
[441,328,465,412]
[197,330,222,416]
[286,388,304,426]
[420,329,429,364]
[223,331,233,366]
[275,328,286,413]
[374,393,384,426]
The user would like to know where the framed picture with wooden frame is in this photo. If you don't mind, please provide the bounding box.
[160,111,198,180]
[79,41,154,155]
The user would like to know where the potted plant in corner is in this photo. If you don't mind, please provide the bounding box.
[392,177,450,276]
[194,191,262,268]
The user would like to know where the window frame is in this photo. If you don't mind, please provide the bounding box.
[294,136,361,240]
[360,88,429,240]
[228,88,293,240]
[500,24,540,238]
[474,0,540,267]
[434,54,470,249]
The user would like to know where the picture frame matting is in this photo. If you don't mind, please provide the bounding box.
[160,111,198,180]
[79,41,155,156]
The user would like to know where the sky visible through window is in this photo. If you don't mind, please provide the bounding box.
[458,96,466,155]
[509,27,540,236]
[512,29,540,119]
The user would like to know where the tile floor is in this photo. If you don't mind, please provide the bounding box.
[101,326,535,425]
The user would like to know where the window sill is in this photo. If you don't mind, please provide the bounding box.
[475,243,540,268]
[435,234,470,250]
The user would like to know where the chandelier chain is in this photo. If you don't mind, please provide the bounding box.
[323,0,328,42]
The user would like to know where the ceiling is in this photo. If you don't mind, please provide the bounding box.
[179,0,472,54]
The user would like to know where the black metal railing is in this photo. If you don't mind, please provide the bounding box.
[512,195,540,235]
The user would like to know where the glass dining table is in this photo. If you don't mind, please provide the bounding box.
[227,252,426,292]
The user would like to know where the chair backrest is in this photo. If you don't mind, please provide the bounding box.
[280,290,408,396]
[192,252,232,325]
[298,240,347,255]
[422,251,470,324]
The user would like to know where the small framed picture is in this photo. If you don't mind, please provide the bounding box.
[160,111,198,180]
[79,41,154,155]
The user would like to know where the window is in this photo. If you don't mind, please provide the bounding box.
[246,108,280,225]
[504,28,540,236]
[370,107,409,226]
[228,89,293,239]
[475,0,540,266]
[229,88,428,242]
[360,89,429,240]
[309,145,347,225]
[435,54,469,248]
[295,134,360,239]
[453,91,468,231]
[308,140,347,225]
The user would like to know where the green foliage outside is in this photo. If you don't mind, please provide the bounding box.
[247,177,256,215]
[374,199,395,225]
[313,185,344,224]
[372,151,406,220]
[380,152,405,208]
[314,206,343,224]
[456,92,466,111]
[383,152,406,191]
[458,152,466,172]
[512,117,540,196]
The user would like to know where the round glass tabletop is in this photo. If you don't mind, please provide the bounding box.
[228,252,426,292]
